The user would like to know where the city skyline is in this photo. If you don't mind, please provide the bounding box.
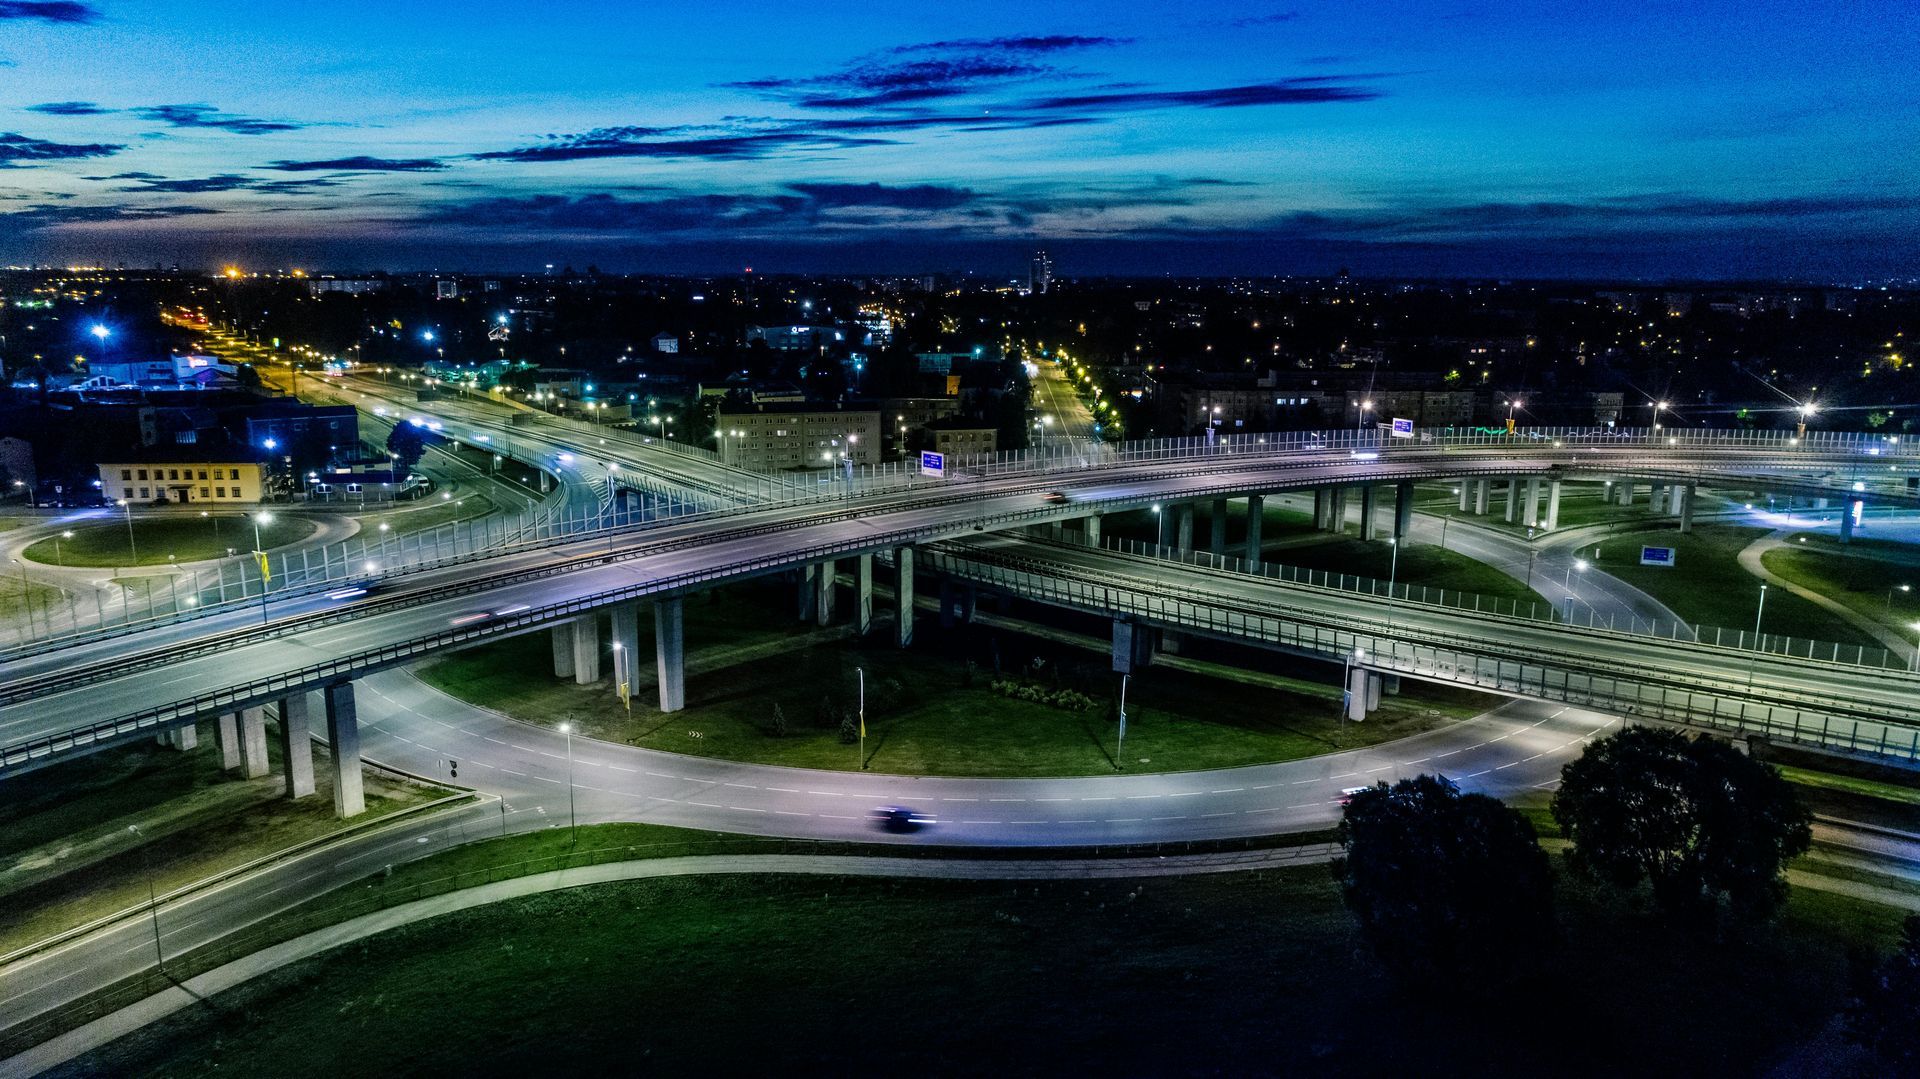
[0,1,1913,278]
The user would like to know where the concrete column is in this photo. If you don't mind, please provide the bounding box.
[1503,478,1520,523]
[1365,672,1383,711]
[1084,514,1102,544]
[1842,499,1860,543]
[1244,495,1265,566]
[610,603,640,696]
[1175,503,1195,555]
[854,554,874,635]
[570,612,601,685]
[1111,618,1137,674]
[1330,487,1349,533]
[895,547,915,648]
[240,706,269,779]
[1649,482,1668,514]
[939,578,958,628]
[1523,478,1542,527]
[1209,499,1228,557]
[1314,489,1331,531]
[815,558,836,626]
[323,681,364,819]
[278,693,315,799]
[1814,497,1830,510]
[1345,666,1370,721]
[1457,483,1470,512]
[1360,485,1378,541]
[959,584,976,625]
[162,722,199,751]
[1544,479,1563,531]
[1678,484,1697,534]
[1473,478,1491,515]
[1618,480,1635,506]
[216,711,242,772]
[550,625,574,678]
[796,563,818,623]
[1393,482,1414,541]
[654,597,685,712]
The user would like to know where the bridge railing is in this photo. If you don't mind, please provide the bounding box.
[4,425,1912,657]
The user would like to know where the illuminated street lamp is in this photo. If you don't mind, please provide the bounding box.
[117,498,137,562]
[1796,402,1818,438]
[557,719,578,845]
[55,529,73,567]
[252,510,273,623]
[1890,583,1912,613]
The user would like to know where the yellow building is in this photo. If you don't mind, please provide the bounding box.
[100,459,265,504]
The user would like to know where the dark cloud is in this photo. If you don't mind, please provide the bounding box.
[132,104,303,135]
[27,100,109,115]
[472,127,886,163]
[116,172,341,195]
[1023,77,1380,111]
[3,203,221,229]
[1229,11,1301,27]
[0,2,98,23]
[422,192,810,233]
[785,182,976,210]
[1280,192,1920,239]
[729,34,1125,109]
[262,155,447,172]
[0,131,121,165]
[890,35,1129,54]
[82,169,160,180]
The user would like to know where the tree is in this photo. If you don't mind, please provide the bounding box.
[1552,727,1811,923]
[1335,774,1553,988]
[385,422,427,475]
[1848,914,1920,1071]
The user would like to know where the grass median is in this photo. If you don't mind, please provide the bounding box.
[416,581,1492,777]
[1761,532,1920,636]
[64,855,1910,1077]
[20,514,318,568]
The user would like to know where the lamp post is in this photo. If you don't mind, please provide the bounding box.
[1745,583,1769,690]
[55,529,72,567]
[1911,621,1920,675]
[118,498,138,562]
[1887,583,1910,614]
[1796,402,1817,439]
[1115,672,1128,770]
[10,558,33,636]
[252,510,273,624]
[856,667,866,771]
[126,823,165,972]
[557,719,577,845]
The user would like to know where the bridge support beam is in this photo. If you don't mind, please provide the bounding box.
[655,598,685,713]
[939,579,975,627]
[216,711,242,772]
[1345,666,1370,721]
[895,547,916,648]
[1209,499,1228,557]
[1544,480,1563,531]
[1331,487,1349,533]
[1245,495,1265,567]
[1473,479,1491,516]
[1084,513,1101,544]
[550,625,574,678]
[323,681,365,819]
[571,613,601,684]
[1360,486,1378,541]
[1393,482,1414,541]
[815,558,837,626]
[796,564,818,623]
[1650,482,1668,514]
[1175,503,1194,555]
[159,723,198,751]
[1842,499,1861,544]
[278,692,315,800]
[1618,480,1635,506]
[1313,489,1331,531]
[1457,483,1470,512]
[1678,484,1697,534]
[240,706,269,779]
[854,553,874,636]
[1112,618,1155,674]
[611,603,640,698]
[1503,478,1521,523]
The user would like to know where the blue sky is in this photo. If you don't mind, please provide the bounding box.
[0,0,1913,277]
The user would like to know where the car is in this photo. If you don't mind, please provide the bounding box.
[323,578,384,601]
[872,806,935,833]
[1042,490,1071,504]
[1338,786,1372,806]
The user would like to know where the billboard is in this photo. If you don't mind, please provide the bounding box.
[1390,417,1414,438]
[919,450,946,477]
[1640,546,1676,567]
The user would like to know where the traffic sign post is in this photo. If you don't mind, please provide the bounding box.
[1390,417,1414,439]
[1640,546,1677,567]
[919,450,946,477]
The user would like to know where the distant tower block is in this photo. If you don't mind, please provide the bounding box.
[1029,250,1053,295]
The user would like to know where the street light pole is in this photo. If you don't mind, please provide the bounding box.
[856,667,866,770]
[252,511,273,624]
[558,719,577,846]
[127,824,165,973]
[1745,583,1769,690]
[119,498,138,562]
[1115,672,1128,769]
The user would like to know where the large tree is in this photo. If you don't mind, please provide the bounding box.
[1336,774,1553,987]
[385,422,428,476]
[1552,726,1811,923]
[1849,914,1920,1071]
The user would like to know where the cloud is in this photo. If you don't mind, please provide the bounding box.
[82,169,160,180]
[0,2,98,23]
[3,203,222,230]
[889,35,1129,54]
[1229,11,1301,27]
[0,131,121,164]
[262,155,447,172]
[472,127,886,163]
[27,100,109,115]
[113,172,343,195]
[1022,77,1380,111]
[785,181,976,210]
[729,34,1125,109]
[422,192,810,233]
[132,104,303,135]
[1277,192,1920,240]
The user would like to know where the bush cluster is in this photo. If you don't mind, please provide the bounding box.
[989,678,1098,712]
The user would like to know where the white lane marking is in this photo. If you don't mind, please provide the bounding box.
[765,786,799,793]
[1105,817,1144,823]
[1211,788,1245,794]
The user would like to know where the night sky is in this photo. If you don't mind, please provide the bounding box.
[0,0,1913,278]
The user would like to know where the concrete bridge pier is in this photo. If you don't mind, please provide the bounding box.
[1244,495,1265,566]
[1618,480,1635,506]
[1842,499,1862,543]
[1457,483,1471,512]
[1473,478,1491,515]
[571,613,601,684]
[1678,484,1698,534]
[1523,478,1542,528]
[158,723,199,751]
[550,625,574,678]
[796,564,818,623]
[1111,618,1156,673]
[1313,489,1332,531]
[938,579,976,628]
[1345,666,1372,721]
[895,547,916,648]
[1209,498,1228,557]
[1175,503,1195,555]
[323,681,364,818]
[815,558,837,625]
[238,706,268,778]
[1393,482,1414,541]
[278,692,315,800]
[654,598,685,712]
[217,711,242,772]
[1650,482,1669,514]
[1330,487,1349,533]
[1503,478,1521,523]
[1359,486,1378,541]
[611,603,640,696]
[854,554,874,636]
[1544,479,1563,531]
[1084,513,1102,544]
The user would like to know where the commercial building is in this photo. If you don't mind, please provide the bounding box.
[931,427,998,462]
[715,402,881,471]
[100,456,265,504]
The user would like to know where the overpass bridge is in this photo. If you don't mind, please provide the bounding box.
[3,428,1916,809]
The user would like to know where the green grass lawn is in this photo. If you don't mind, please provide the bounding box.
[66,859,1909,1077]
[416,583,1487,777]
[0,721,446,955]
[1582,522,1878,644]
[1761,532,1920,635]
[20,514,318,568]
[0,573,64,625]
[351,491,499,539]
